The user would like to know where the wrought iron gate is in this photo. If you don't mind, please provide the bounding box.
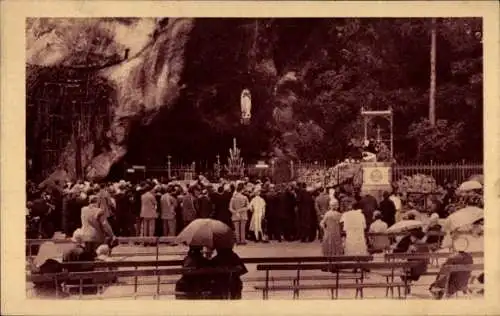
[28,67,111,180]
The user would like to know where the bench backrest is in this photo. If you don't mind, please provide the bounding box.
[26,236,178,246]
[56,255,373,270]
[256,261,422,271]
[385,251,484,261]
[441,264,484,273]
[27,266,239,283]
[242,255,373,264]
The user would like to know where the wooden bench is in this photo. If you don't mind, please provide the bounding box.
[27,267,239,299]
[255,261,421,300]
[42,255,374,271]
[441,264,484,298]
[380,252,484,296]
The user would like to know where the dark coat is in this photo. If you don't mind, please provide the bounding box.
[296,189,315,232]
[212,192,233,229]
[359,195,378,227]
[196,195,213,219]
[175,252,211,299]
[209,250,248,300]
[379,198,396,227]
[431,251,473,295]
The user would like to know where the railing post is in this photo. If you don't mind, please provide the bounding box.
[461,159,466,182]
[167,155,171,180]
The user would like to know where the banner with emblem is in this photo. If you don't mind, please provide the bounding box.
[362,165,390,186]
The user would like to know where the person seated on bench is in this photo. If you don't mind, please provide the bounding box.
[61,229,99,294]
[429,239,474,299]
[209,248,248,299]
[368,211,390,254]
[62,229,96,269]
[30,257,66,298]
[175,246,212,299]
[393,228,429,294]
[424,213,443,249]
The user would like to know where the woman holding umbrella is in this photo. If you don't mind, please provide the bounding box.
[176,218,243,299]
[175,245,212,299]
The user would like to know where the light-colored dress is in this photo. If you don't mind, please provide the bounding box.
[340,209,368,256]
[81,205,107,243]
[321,210,343,257]
[369,219,390,252]
[249,195,266,238]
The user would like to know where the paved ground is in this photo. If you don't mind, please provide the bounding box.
[27,239,484,300]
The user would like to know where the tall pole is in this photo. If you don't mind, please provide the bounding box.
[429,18,437,126]
[75,119,82,180]
[167,155,171,179]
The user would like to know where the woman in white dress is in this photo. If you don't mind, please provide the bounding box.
[249,189,266,242]
[340,197,368,256]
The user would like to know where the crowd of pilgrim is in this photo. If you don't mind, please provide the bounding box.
[26,174,484,299]
[26,174,471,251]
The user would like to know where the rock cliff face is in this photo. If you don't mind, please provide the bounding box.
[27,18,194,182]
[27,18,316,183]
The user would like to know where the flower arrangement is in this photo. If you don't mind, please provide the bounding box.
[296,161,363,188]
[395,174,446,211]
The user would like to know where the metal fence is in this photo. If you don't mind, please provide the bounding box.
[136,160,482,186]
[392,162,483,186]
[144,164,196,181]
[292,161,482,187]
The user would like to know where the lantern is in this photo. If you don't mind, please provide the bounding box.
[240,89,252,125]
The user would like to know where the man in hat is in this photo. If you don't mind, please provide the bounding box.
[180,185,198,230]
[160,185,178,237]
[229,182,250,245]
[140,185,158,240]
[314,187,330,242]
[196,188,213,219]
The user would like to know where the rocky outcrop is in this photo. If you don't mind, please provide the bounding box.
[27,18,194,182]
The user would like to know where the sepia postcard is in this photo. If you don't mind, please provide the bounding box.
[1,1,499,315]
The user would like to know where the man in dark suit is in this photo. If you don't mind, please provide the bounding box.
[196,188,213,219]
[358,193,378,229]
[212,185,233,229]
[264,184,283,242]
[379,191,396,227]
[296,183,315,243]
